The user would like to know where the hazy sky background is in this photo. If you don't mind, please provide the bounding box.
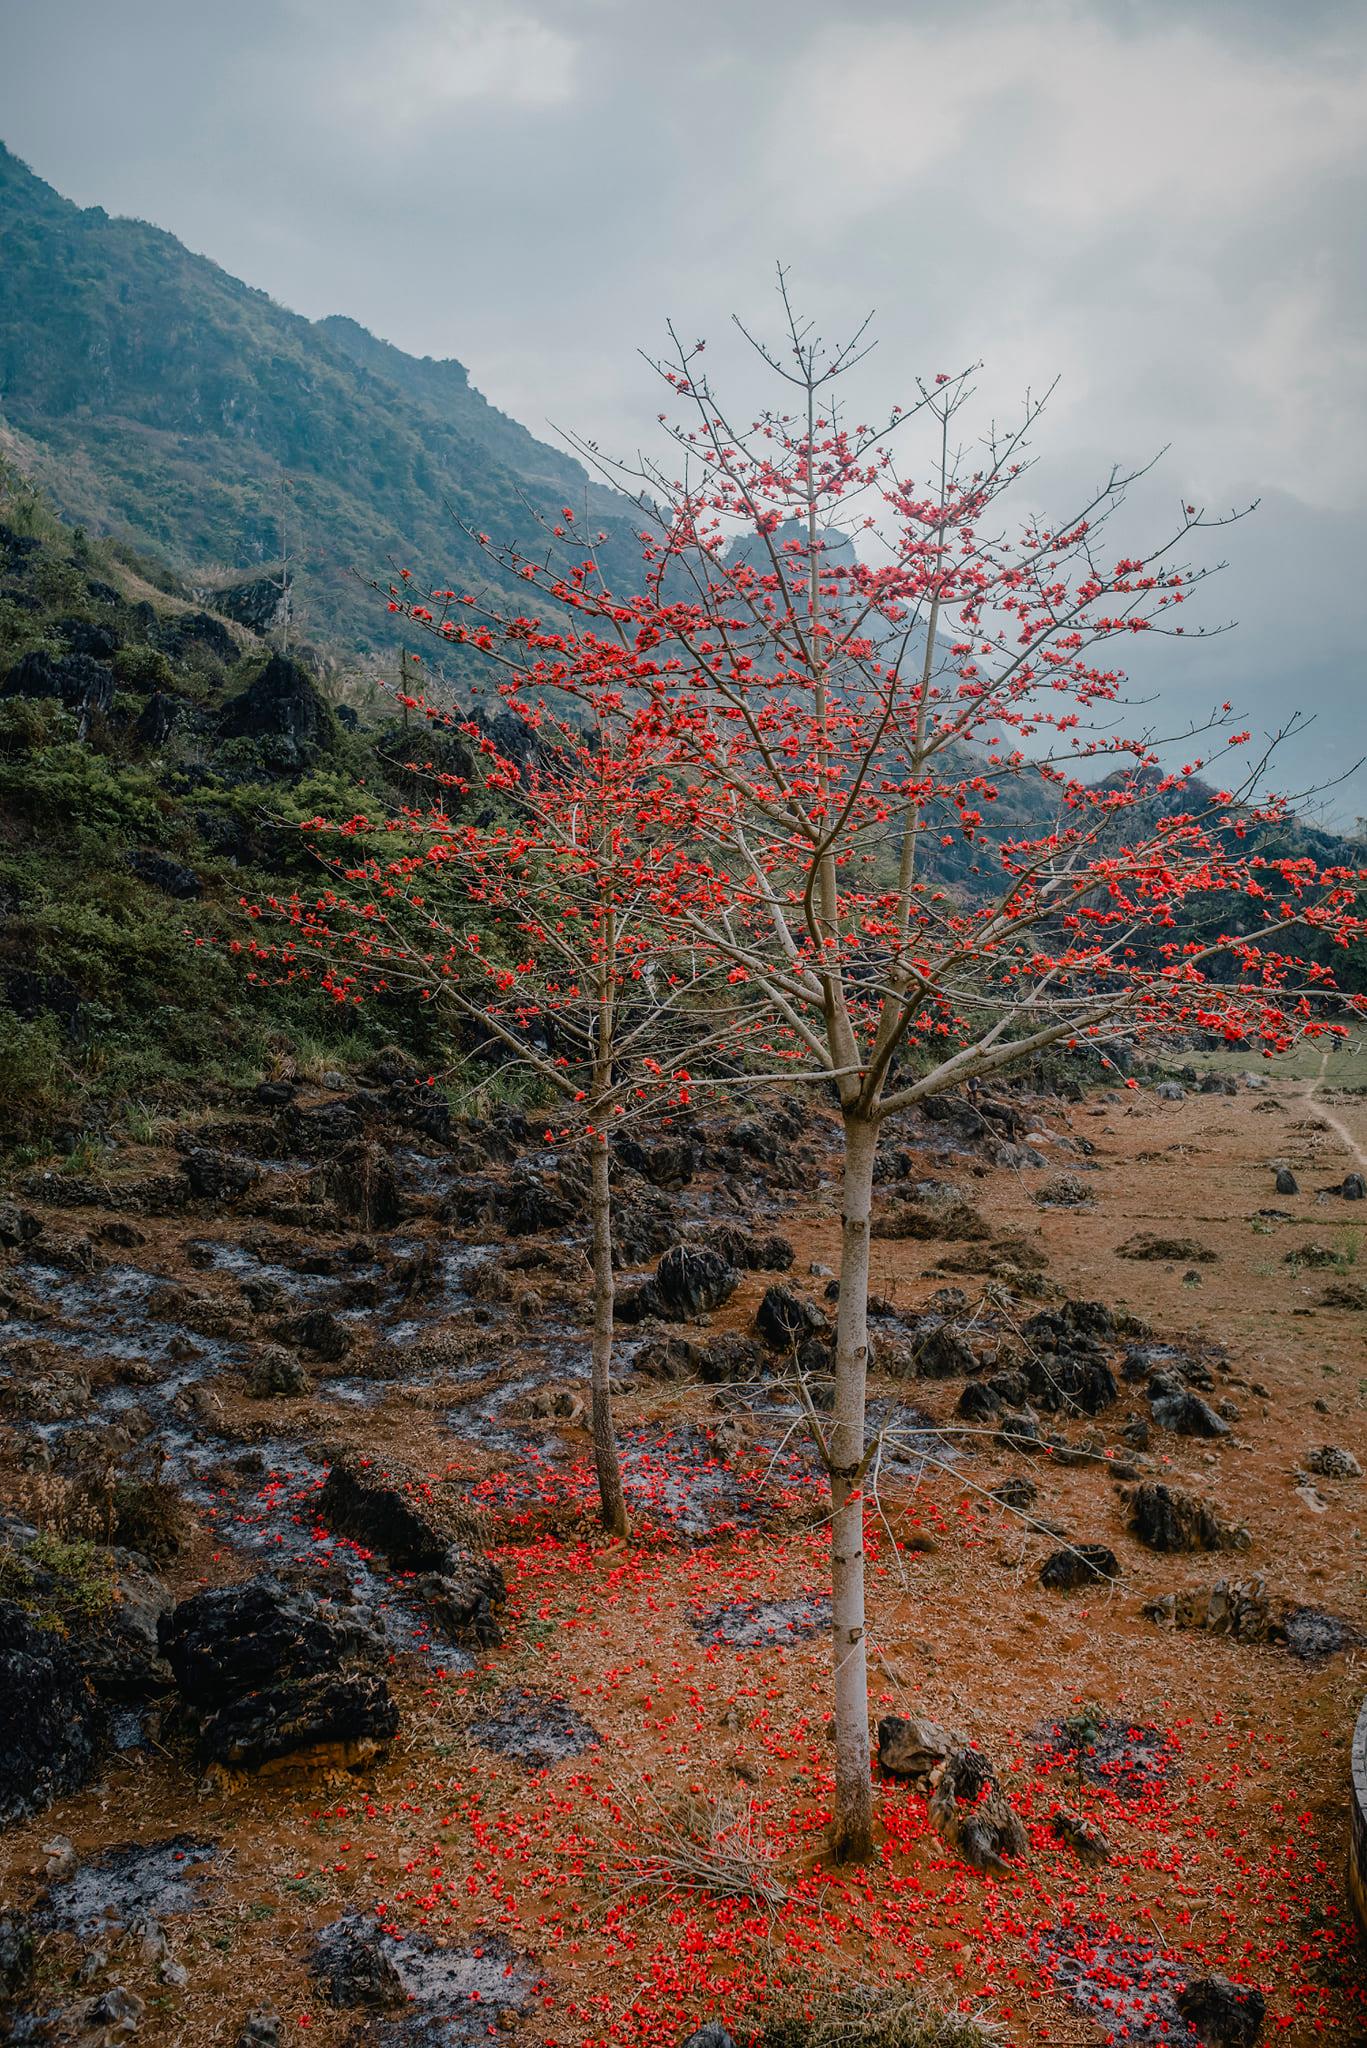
[1,0,1364,818]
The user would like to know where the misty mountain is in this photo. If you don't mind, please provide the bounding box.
[0,141,642,656]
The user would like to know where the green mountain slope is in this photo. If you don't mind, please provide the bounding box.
[0,142,640,657]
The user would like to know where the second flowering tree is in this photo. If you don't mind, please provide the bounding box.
[245,655,719,1539]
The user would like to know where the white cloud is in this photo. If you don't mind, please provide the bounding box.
[769,5,1367,230]
[291,0,578,130]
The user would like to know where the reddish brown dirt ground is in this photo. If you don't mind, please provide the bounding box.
[2,1078,1364,2046]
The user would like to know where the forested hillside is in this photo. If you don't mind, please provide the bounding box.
[0,143,641,655]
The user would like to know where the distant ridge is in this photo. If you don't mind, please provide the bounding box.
[0,141,642,656]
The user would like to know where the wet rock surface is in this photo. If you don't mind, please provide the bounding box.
[39,1835,218,1938]
[468,1687,601,1769]
[1035,1923,1195,2044]
[1033,1717,1175,1801]
[310,1913,537,2041]
[691,1593,830,1648]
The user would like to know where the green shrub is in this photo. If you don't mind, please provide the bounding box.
[113,643,175,691]
[0,1006,68,1139]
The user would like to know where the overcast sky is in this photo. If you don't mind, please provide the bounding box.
[2,0,1364,819]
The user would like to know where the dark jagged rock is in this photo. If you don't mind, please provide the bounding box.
[504,1165,580,1236]
[615,1276,664,1325]
[1274,1167,1299,1196]
[198,1670,398,1772]
[61,1551,174,1703]
[286,1098,362,1151]
[123,848,201,899]
[1122,1341,1215,1391]
[680,2028,737,2048]
[57,613,120,660]
[873,1195,990,1242]
[991,1476,1039,1512]
[201,573,290,634]
[0,1200,41,1247]
[616,1134,696,1188]
[908,1315,976,1380]
[159,608,239,662]
[633,1330,765,1384]
[218,651,336,761]
[1129,1482,1248,1553]
[0,1599,109,1824]
[1024,1299,1115,1348]
[135,690,182,747]
[160,1577,382,1706]
[654,1244,739,1318]
[1148,1375,1230,1437]
[1176,1975,1267,2048]
[316,1455,505,1639]
[310,1913,405,2010]
[876,1714,957,1784]
[1342,1173,1366,1201]
[317,1140,404,1228]
[245,1346,312,1397]
[693,1222,794,1272]
[1040,1545,1119,1590]
[956,1379,1004,1421]
[611,1186,682,1265]
[1303,1444,1361,1480]
[0,1911,36,2000]
[419,1568,502,1648]
[180,1147,259,1202]
[755,1283,827,1350]
[1022,1351,1118,1417]
[927,1748,1028,1873]
[271,1307,352,1362]
[1144,1576,1280,1643]
[159,1576,397,1771]
[3,647,115,730]
[1049,1810,1112,1865]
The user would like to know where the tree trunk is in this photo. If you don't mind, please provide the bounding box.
[828,1110,878,1860]
[588,1131,630,1537]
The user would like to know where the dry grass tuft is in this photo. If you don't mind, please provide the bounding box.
[758,1977,1003,2048]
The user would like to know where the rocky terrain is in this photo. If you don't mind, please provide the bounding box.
[1,1054,1364,2046]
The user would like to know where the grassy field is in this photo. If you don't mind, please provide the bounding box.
[1162,1035,1367,1090]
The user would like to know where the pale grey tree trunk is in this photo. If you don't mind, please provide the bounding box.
[588,1125,630,1538]
[828,1110,878,1860]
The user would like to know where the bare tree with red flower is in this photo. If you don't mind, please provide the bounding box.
[273,277,1363,1864]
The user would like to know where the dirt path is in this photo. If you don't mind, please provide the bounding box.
[1305,1046,1367,1171]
